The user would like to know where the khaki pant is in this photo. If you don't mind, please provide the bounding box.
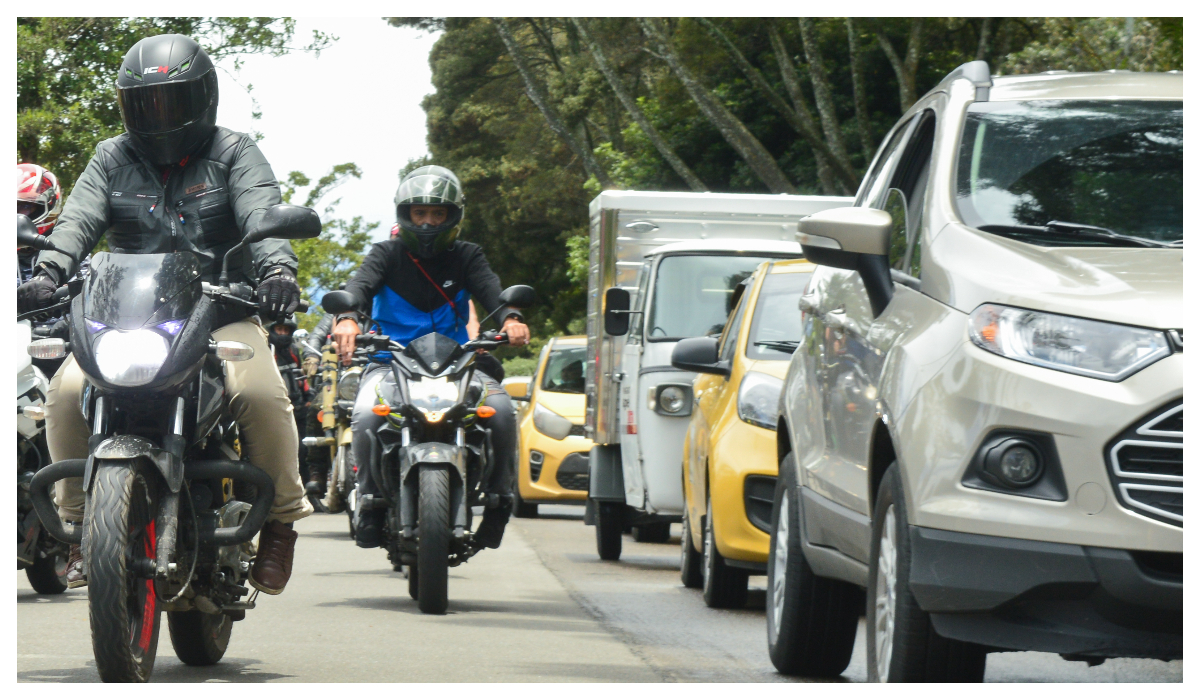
[45,318,313,524]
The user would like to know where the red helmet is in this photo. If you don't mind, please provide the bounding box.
[17,163,63,235]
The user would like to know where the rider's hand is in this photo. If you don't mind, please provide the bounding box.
[502,317,530,347]
[257,267,301,322]
[333,318,360,365]
[303,356,319,377]
[17,274,58,314]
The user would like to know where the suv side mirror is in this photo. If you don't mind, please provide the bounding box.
[17,214,58,252]
[798,207,894,317]
[246,204,323,243]
[604,287,632,336]
[671,336,730,377]
[498,285,537,308]
[320,290,359,315]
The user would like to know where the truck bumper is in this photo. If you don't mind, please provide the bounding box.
[909,526,1182,660]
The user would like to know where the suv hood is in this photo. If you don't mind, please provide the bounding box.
[927,224,1182,330]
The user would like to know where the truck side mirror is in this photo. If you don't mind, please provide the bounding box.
[797,207,894,317]
[670,336,730,377]
[604,287,632,336]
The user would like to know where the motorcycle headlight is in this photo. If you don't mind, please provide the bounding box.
[94,329,170,387]
[737,371,783,430]
[338,367,362,401]
[407,376,461,423]
[533,403,575,440]
[968,304,1172,382]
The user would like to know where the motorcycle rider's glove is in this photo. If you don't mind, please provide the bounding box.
[303,356,319,377]
[257,266,301,322]
[17,273,59,314]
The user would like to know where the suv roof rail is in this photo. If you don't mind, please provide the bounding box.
[937,60,993,102]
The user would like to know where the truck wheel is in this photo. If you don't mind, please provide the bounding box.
[417,468,451,614]
[702,495,748,608]
[680,509,703,588]
[514,492,538,518]
[867,464,987,682]
[633,522,671,543]
[168,610,233,666]
[25,548,68,595]
[594,500,623,561]
[766,455,859,676]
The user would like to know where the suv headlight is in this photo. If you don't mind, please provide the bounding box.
[968,304,1171,381]
[533,403,574,440]
[94,329,170,387]
[738,371,783,430]
[338,367,362,401]
[407,376,460,423]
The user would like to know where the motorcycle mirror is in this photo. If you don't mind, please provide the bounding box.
[245,204,323,243]
[498,285,536,309]
[320,290,359,315]
[17,214,59,252]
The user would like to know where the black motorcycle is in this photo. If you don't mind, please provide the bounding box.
[321,285,534,614]
[26,203,320,682]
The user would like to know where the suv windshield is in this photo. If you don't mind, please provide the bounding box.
[955,100,1182,246]
[541,345,586,394]
[646,254,776,341]
[746,271,813,360]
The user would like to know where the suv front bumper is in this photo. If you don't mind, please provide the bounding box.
[908,526,1182,660]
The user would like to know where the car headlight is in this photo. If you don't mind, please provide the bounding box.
[968,304,1172,381]
[407,376,461,423]
[338,367,362,401]
[738,371,783,430]
[94,329,170,387]
[533,403,574,440]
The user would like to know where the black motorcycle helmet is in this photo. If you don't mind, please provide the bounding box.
[394,165,464,258]
[269,315,298,349]
[115,34,219,166]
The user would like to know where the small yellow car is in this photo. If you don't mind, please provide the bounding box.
[678,259,815,607]
[505,335,592,517]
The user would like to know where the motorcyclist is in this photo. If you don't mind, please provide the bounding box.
[332,165,528,550]
[17,163,64,285]
[16,34,312,594]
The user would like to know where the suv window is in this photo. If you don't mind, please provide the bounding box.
[856,117,915,208]
[885,111,936,275]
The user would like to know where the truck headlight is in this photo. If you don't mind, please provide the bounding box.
[738,372,783,430]
[338,367,362,401]
[969,304,1171,381]
[533,403,574,440]
[407,376,460,423]
[94,329,170,387]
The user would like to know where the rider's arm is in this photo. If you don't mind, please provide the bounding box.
[304,313,334,358]
[34,150,112,284]
[461,243,524,327]
[228,135,297,280]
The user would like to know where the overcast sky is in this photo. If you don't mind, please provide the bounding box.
[214,18,441,242]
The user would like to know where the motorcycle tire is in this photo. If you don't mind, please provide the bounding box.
[168,610,233,666]
[514,491,538,518]
[322,447,346,514]
[25,548,69,595]
[86,460,161,682]
[346,486,357,538]
[407,564,419,600]
[417,468,451,614]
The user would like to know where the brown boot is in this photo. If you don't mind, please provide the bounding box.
[248,520,297,595]
[66,544,86,589]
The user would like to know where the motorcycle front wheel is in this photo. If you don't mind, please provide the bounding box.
[321,446,346,514]
[417,467,450,614]
[86,460,161,682]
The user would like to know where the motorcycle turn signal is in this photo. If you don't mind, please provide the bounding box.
[372,404,393,416]
[474,406,497,418]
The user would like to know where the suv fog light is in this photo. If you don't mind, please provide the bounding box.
[985,439,1044,488]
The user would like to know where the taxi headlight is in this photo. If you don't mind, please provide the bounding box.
[338,367,362,401]
[94,329,170,387]
[737,371,783,430]
[533,403,573,440]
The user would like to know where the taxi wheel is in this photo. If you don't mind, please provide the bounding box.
[701,495,748,608]
[514,492,538,518]
[680,509,703,588]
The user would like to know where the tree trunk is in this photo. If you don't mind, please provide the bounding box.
[797,19,853,174]
[639,18,797,194]
[875,18,924,111]
[573,18,707,192]
[975,17,994,61]
[493,17,613,189]
[846,18,875,164]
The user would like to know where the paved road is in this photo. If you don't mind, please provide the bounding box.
[17,505,1182,682]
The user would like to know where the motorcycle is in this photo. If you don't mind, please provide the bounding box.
[320,285,535,614]
[25,203,320,682]
[304,337,370,535]
[17,216,70,594]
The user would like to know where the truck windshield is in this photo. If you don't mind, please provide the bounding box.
[646,254,777,341]
[955,100,1182,247]
[541,345,587,394]
[746,271,813,360]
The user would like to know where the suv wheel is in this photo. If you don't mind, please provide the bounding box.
[867,464,987,682]
[701,494,748,608]
[766,453,859,676]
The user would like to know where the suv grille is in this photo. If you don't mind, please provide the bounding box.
[1106,401,1182,526]
[555,451,590,492]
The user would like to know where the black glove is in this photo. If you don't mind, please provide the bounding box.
[257,267,301,322]
[17,274,58,314]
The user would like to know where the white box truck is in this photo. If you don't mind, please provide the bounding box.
[584,190,851,560]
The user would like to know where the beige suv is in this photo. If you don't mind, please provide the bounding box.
[766,62,1182,681]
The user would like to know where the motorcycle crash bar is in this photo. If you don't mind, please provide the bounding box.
[28,338,68,360]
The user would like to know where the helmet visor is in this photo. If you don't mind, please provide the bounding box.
[117,72,216,135]
[395,174,462,207]
[18,200,47,222]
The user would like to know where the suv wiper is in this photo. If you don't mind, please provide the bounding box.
[978,222,1175,248]
[1044,221,1176,249]
[754,339,799,353]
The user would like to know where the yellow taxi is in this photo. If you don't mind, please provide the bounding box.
[504,336,592,517]
[678,259,814,607]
